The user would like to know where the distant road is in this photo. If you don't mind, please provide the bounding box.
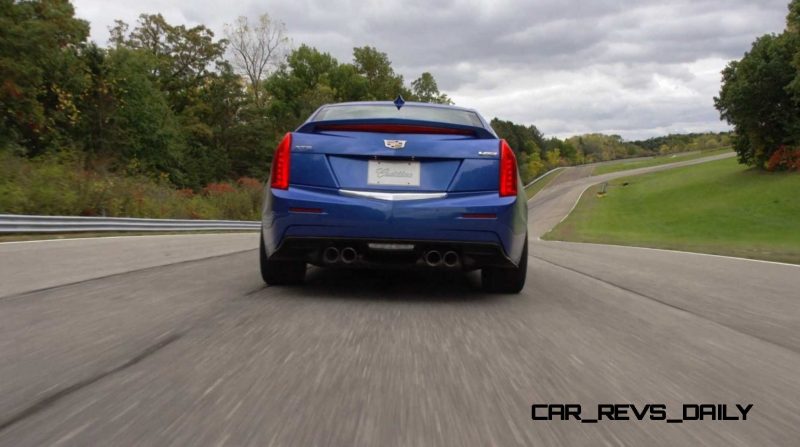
[527,151,735,237]
[2,150,799,446]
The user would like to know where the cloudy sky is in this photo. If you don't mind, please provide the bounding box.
[72,0,790,140]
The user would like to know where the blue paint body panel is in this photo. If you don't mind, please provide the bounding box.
[261,102,528,267]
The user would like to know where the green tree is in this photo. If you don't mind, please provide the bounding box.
[110,14,227,113]
[179,65,250,186]
[788,0,800,98]
[566,133,642,162]
[328,63,370,101]
[264,45,342,131]
[789,0,800,33]
[76,43,117,159]
[544,137,578,163]
[102,47,184,179]
[545,148,561,167]
[227,101,276,179]
[0,0,90,154]
[490,118,545,158]
[410,72,453,104]
[523,151,545,179]
[715,1,800,166]
[264,45,455,132]
[108,13,269,187]
[352,46,408,100]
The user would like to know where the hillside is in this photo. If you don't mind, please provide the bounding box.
[545,157,800,263]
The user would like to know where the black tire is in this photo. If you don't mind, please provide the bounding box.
[260,232,306,285]
[481,235,528,294]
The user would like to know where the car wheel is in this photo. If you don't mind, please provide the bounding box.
[260,232,306,285]
[481,234,528,294]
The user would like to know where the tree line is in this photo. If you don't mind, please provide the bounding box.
[2,0,733,203]
[1,0,453,190]
[490,118,730,182]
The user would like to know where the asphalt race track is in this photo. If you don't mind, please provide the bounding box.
[1,152,799,446]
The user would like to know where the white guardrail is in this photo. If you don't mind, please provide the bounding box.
[0,214,261,233]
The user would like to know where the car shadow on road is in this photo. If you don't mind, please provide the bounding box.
[269,266,501,303]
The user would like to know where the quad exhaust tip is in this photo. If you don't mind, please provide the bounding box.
[424,250,443,267]
[443,251,459,268]
[323,246,340,264]
[326,246,456,267]
[341,246,358,264]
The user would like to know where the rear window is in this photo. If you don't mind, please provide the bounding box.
[314,104,484,128]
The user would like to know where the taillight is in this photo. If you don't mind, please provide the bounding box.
[499,139,518,197]
[270,133,292,190]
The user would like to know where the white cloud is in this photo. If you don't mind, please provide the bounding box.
[71,0,791,139]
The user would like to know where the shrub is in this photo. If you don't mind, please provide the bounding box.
[202,182,237,196]
[236,177,263,191]
[0,153,263,220]
[237,177,264,214]
[766,146,800,171]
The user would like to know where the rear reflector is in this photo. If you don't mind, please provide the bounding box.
[289,207,323,214]
[499,139,518,197]
[315,123,474,136]
[271,133,292,190]
[462,213,497,219]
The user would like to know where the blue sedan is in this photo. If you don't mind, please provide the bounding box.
[260,100,528,293]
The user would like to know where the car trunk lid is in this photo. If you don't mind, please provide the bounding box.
[290,129,501,192]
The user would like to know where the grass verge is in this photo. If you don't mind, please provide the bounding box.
[544,157,800,264]
[525,168,564,200]
[592,148,733,176]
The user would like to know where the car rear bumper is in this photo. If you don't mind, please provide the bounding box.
[270,236,516,271]
[262,185,527,267]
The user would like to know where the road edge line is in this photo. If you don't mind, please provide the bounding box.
[0,248,257,300]
[542,240,800,268]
